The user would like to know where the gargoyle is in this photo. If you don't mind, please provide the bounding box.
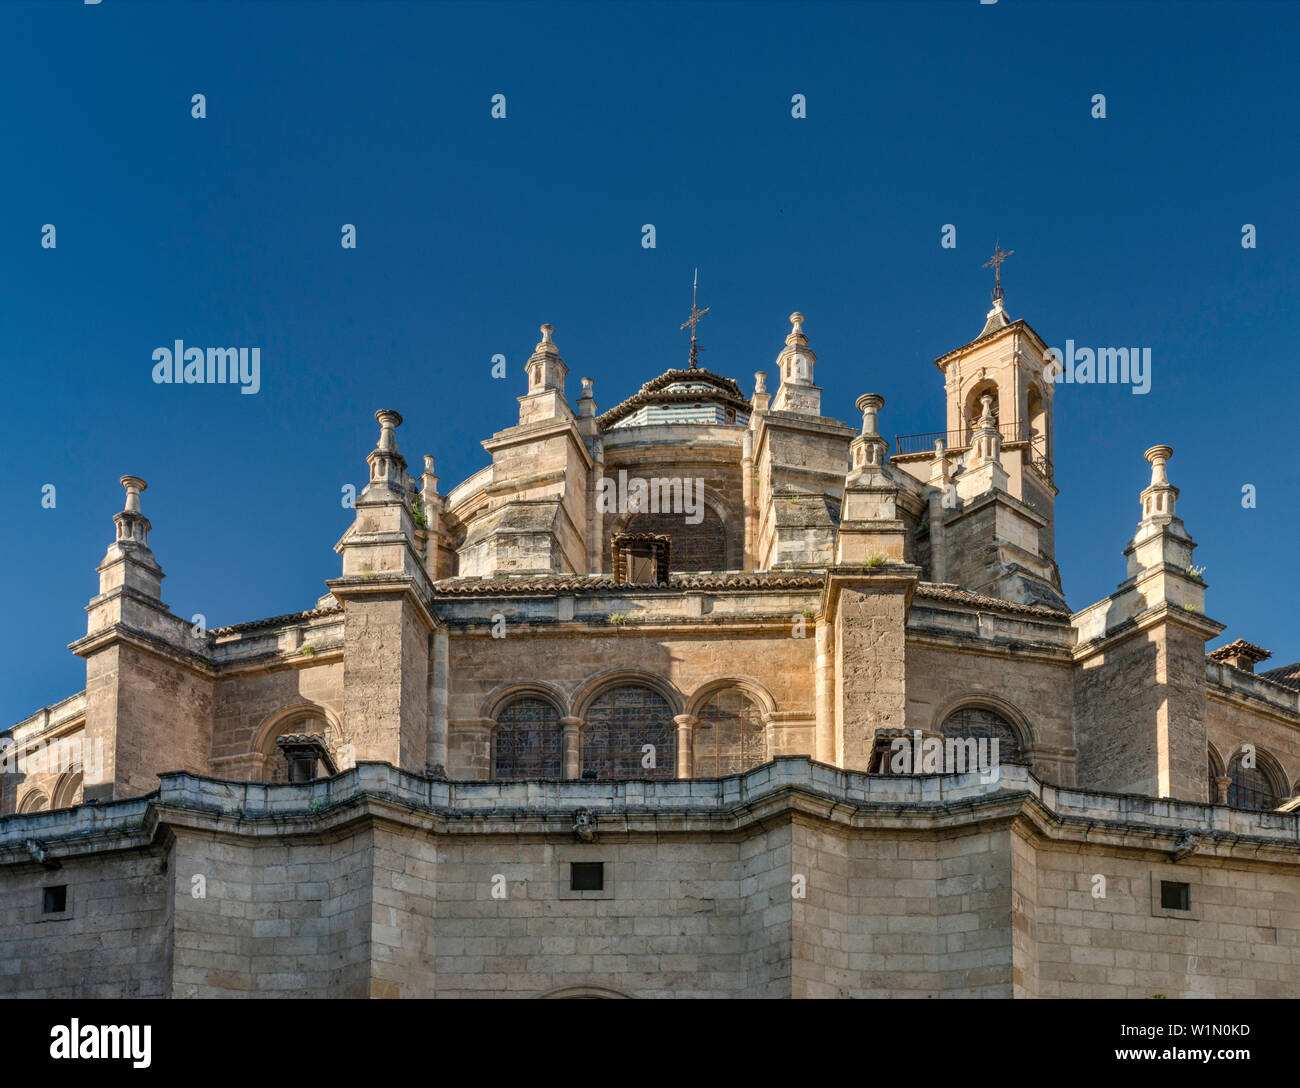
[572,808,597,843]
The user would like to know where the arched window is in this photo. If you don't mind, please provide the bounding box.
[582,685,675,779]
[622,505,727,572]
[52,768,84,810]
[693,690,766,777]
[18,790,49,814]
[266,718,332,783]
[964,381,999,443]
[939,706,1024,764]
[1026,383,1051,481]
[1227,751,1281,811]
[494,697,562,779]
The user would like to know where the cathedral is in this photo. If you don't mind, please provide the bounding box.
[2,282,1298,999]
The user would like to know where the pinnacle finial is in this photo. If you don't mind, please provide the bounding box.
[1145,444,1173,487]
[120,475,147,514]
[375,409,402,452]
[855,393,884,436]
[113,475,152,549]
[540,323,554,344]
[784,312,810,349]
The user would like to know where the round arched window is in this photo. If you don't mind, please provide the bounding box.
[582,686,675,779]
[1208,748,1226,801]
[494,697,562,779]
[1227,752,1280,811]
[693,691,766,777]
[18,791,49,814]
[939,706,1023,764]
[52,768,84,810]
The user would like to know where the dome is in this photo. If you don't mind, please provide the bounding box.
[597,367,751,430]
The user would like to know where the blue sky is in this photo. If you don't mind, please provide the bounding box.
[1,0,1297,724]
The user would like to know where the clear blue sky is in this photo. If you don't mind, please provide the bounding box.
[2,0,1297,724]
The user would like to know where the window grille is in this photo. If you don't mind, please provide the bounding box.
[582,686,675,779]
[494,697,562,779]
[1227,755,1278,810]
[939,706,1024,763]
[693,690,766,777]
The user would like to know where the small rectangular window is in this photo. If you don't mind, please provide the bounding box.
[1160,881,1190,911]
[42,885,67,914]
[287,754,318,783]
[570,862,604,892]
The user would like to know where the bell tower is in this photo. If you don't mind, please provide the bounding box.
[929,246,1059,559]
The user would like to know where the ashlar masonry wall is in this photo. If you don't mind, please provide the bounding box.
[1,760,1297,999]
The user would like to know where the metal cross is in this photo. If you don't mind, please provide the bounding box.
[680,268,709,368]
[983,242,1013,302]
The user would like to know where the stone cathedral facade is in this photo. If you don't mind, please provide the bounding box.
[2,293,1298,999]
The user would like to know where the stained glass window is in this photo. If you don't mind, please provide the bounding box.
[582,686,675,779]
[939,706,1023,764]
[494,697,562,779]
[1226,754,1278,811]
[693,690,766,777]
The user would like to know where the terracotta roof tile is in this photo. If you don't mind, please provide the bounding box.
[1258,662,1300,691]
[210,603,342,636]
[210,578,1073,626]
[912,583,1071,618]
[1208,638,1273,665]
[432,571,826,595]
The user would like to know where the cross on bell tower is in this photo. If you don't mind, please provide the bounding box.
[983,242,1014,305]
[680,269,709,369]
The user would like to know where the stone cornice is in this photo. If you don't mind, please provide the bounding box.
[1206,681,1300,729]
[483,416,594,470]
[209,645,345,679]
[944,485,1049,529]
[931,318,1050,371]
[83,583,174,618]
[67,623,216,676]
[326,573,442,632]
[1072,600,1226,662]
[446,616,816,636]
[752,410,855,448]
[905,628,1074,665]
[821,564,922,625]
[3,759,1297,869]
[483,470,567,497]
[1,691,88,742]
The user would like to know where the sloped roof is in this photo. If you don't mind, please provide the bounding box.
[596,367,751,429]
[1208,638,1273,665]
[913,583,1071,618]
[932,317,1049,370]
[978,303,1012,338]
[432,571,825,595]
[1258,661,1300,691]
[210,602,342,636]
